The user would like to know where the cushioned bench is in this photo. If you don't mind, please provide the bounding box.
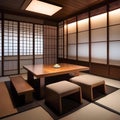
[10,75,34,103]
[45,80,82,114]
[70,74,106,101]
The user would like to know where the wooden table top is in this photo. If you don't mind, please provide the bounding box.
[23,63,89,78]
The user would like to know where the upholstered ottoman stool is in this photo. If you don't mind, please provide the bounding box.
[70,75,106,101]
[45,80,82,114]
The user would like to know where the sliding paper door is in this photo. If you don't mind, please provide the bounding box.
[34,24,43,64]
[43,25,57,64]
[91,7,107,64]
[20,22,33,73]
[78,13,89,62]
[109,8,120,66]
[67,18,76,60]
[4,20,18,75]
[58,22,64,58]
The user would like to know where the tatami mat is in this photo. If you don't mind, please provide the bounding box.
[0,82,17,118]
[0,73,120,119]
[104,78,120,89]
[59,103,120,120]
[0,77,10,82]
[96,89,120,114]
[2,107,53,120]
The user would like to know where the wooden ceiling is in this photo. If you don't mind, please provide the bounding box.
[0,0,105,22]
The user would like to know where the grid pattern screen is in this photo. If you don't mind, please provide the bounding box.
[4,20,18,75]
[35,24,43,64]
[4,20,18,56]
[44,25,57,64]
[0,18,57,76]
[20,22,33,55]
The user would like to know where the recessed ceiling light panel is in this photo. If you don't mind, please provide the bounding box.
[26,0,62,16]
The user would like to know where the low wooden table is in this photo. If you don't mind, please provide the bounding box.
[23,63,89,99]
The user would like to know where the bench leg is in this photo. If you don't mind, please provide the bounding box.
[68,90,82,104]
[95,84,106,94]
[79,84,93,101]
[45,88,62,114]
[25,92,33,103]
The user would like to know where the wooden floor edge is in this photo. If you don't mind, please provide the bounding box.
[0,82,17,118]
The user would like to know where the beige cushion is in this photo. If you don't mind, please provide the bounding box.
[45,80,82,114]
[70,74,106,101]
[70,74,105,86]
[46,80,80,95]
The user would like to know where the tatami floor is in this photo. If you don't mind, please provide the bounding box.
[0,73,120,120]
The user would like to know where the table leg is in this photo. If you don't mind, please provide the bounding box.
[27,71,45,99]
[39,77,45,98]
[34,77,45,99]
[27,71,34,86]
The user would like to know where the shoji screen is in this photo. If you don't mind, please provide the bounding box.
[58,22,64,58]
[0,20,1,76]
[43,25,57,64]
[67,18,76,60]
[4,20,18,75]
[78,13,89,62]
[20,22,33,73]
[109,8,120,66]
[91,6,107,64]
[34,24,43,64]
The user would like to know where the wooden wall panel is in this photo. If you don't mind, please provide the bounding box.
[109,66,120,80]
[90,63,108,77]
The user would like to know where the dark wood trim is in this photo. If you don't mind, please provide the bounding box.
[106,2,110,75]
[0,9,57,24]
[76,16,78,61]
[88,11,91,66]
[66,21,68,59]
[62,21,64,58]
[67,17,76,24]
[60,0,107,22]
[91,26,108,31]
[77,12,89,21]
[43,25,45,64]
[18,22,20,74]
[33,24,35,65]
[1,12,4,76]
[90,5,107,17]
[42,25,44,64]
[39,0,63,8]
[57,58,89,67]
[109,0,120,11]
[57,23,59,60]
[21,0,32,10]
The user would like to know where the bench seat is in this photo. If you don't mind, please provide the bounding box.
[70,74,106,101]
[45,80,82,114]
[10,75,34,103]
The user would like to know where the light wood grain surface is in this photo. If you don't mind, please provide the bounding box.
[24,63,89,77]
[10,76,34,95]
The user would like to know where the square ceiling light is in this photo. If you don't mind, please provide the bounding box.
[25,0,62,16]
